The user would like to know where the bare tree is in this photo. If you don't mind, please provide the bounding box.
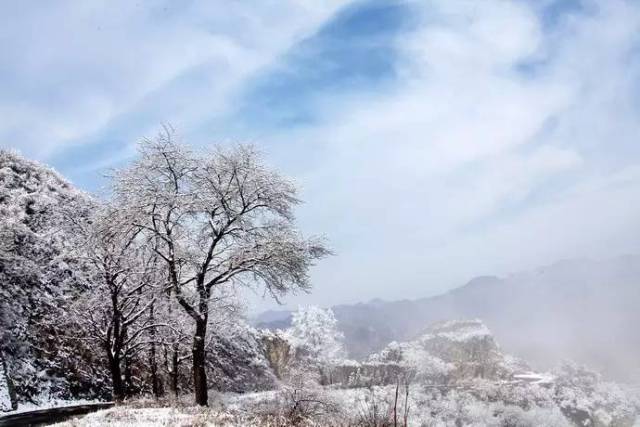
[112,128,330,406]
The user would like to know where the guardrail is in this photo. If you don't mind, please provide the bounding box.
[0,402,114,427]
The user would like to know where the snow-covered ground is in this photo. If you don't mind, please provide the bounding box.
[53,407,216,427]
[51,380,639,427]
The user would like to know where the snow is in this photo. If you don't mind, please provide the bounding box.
[0,373,11,412]
[52,407,197,427]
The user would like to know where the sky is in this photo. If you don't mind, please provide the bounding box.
[2,0,640,312]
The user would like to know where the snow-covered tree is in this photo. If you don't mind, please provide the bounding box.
[66,204,162,401]
[112,128,329,406]
[287,306,346,364]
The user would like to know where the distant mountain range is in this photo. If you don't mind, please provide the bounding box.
[255,256,640,382]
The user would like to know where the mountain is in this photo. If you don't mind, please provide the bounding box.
[257,256,640,382]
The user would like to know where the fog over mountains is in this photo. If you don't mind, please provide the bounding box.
[256,256,640,382]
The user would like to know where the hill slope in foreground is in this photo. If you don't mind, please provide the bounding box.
[257,256,640,382]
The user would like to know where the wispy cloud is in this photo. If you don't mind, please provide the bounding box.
[0,1,347,177]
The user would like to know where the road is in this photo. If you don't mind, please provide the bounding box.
[0,402,114,426]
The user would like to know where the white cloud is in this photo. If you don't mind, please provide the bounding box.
[0,0,348,158]
[253,0,640,308]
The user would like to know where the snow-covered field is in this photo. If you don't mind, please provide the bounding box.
[51,379,640,427]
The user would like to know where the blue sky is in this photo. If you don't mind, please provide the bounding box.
[2,0,640,310]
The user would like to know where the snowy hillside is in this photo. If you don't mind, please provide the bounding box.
[0,150,102,407]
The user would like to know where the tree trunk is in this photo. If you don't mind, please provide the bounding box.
[109,355,125,402]
[108,279,125,401]
[393,380,399,427]
[149,346,161,397]
[171,347,179,398]
[192,319,208,406]
[124,354,134,397]
[403,383,410,427]
[148,306,162,398]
